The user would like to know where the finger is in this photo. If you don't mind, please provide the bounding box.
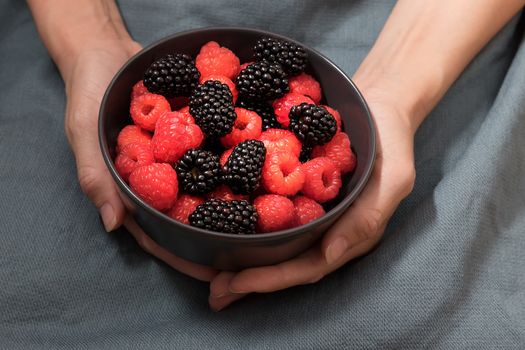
[209,272,248,311]
[124,216,219,282]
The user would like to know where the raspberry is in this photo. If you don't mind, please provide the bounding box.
[288,73,322,104]
[143,54,200,97]
[195,41,241,80]
[321,105,342,131]
[236,97,280,131]
[207,184,249,201]
[272,92,314,128]
[289,103,337,146]
[189,199,257,234]
[167,194,205,225]
[220,149,233,168]
[292,196,325,226]
[239,61,254,71]
[262,152,305,196]
[220,108,262,149]
[301,157,342,203]
[168,96,189,110]
[254,194,295,233]
[116,125,151,152]
[178,106,192,120]
[258,128,301,157]
[199,75,238,104]
[151,111,204,163]
[254,37,308,76]
[129,163,178,211]
[312,132,356,174]
[130,93,171,131]
[236,61,289,100]
[176,149,221,194]
[131,80,149,99]
[222,139,266,194]
[115,142,154,182]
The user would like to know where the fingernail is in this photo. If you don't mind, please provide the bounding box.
[100,202,116,232]
[228,287,247,294]
[326,236,348,264]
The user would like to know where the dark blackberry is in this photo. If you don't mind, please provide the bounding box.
[143,54,200,97]
[254,37,308,76]
[235,61,289,100]
[222,140,266,194]
[189,81,236,137]
[236,98,281,130]
[289,103,337,146]
[299,144,314,163]
[189,199,258,234]
[175,149,221,195]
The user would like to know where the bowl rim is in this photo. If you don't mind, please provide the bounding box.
[99,26,376,243]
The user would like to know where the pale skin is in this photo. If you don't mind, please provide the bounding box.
[28,0,525,310]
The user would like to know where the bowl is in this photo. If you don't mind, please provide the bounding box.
[99,27,375,270]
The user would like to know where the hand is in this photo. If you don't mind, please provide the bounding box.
[208,85,417,311]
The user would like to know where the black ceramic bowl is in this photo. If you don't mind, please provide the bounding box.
[99,27,375,270]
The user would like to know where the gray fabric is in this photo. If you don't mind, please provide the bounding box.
[1,0,524,348]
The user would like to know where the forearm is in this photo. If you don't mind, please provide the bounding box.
[354,0,525,133]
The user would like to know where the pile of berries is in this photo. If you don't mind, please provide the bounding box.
[115,37,356,234]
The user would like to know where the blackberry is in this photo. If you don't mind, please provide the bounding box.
[236,98,281,130]
[176,149,221,195]
[299,144,314,163]
[189,81,236,137]
[254,37,308,76]
[143,54,200,97]
[223,140,266,194]
[235,61,289,100]
[289,103,337,146]
[189,199,258,234]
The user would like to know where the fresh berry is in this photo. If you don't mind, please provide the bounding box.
[262,152,305,196]
[117,125,151,152]
[289,103,337,146]
[151,111,204,163]
[272,92,314,128]
[207,184,249,201]
[189,80,236,137]
[220,108,262,149]
[288,73,322,103]
[223,139,266,194]
[130,93,171,131]
[115,142,155,182]
[299,144,314,163]
[167,194,205,224]
[236,97,280,130]
[189,199,257,234]
[301,157,342,203]
[168,96,189,110]
[220,149,233,168]
[254,194,295,233]
[199,75,238,104]
[236,61,289,100]
[292,196,325,226]
[321,105,342,131]
[258,129,301,157]
[195,41,241,80]
[178,105,192,119]
[129,163,178,210]
[312,132,356,174]
[143,54,200,97]
[131,80,149,99]
[253,37,307,76]
[239,61,254,71]
[175,149,221,195]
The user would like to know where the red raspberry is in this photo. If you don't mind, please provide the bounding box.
[220,148,233,168]
[115,142,154,182]
[178,106,193,120]
[130,93,171,131]
[301,157,342,203]
[129,163,178,211]
[258,129,302,157]
[199,75,238,104]
[220,108,262,148]
[312,132,356,174]
[167,194,205,224]
[195,41,240,80]
[131,80,149,99]
[272,92,314,128]
[288,73,322,104]
[262,152,305,196]
[116,125,151,152]
[239,61,254,71]
[152,111,204,163]
[254,194,295,233]
[292,196,325,226]
[207,184,249,201]
[168,96,189,110]
[321,105,342,131]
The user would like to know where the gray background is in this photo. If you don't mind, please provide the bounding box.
[0,0,524,348]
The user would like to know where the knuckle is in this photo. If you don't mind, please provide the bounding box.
[77,166,101,196]
[356,208,383,242]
